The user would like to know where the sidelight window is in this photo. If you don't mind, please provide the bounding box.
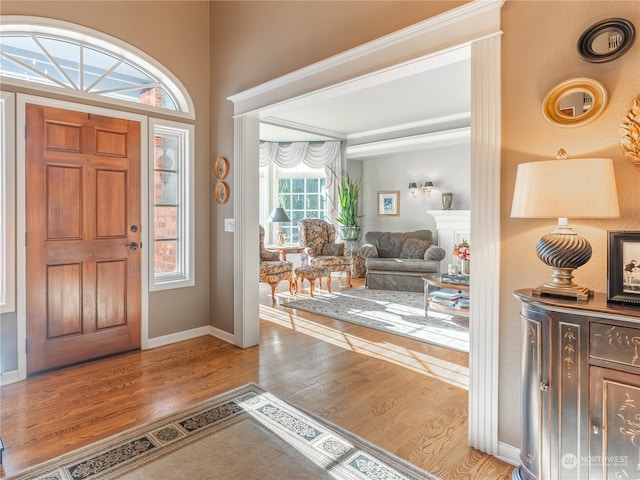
[0,92,15,312]
[150,119,194,290]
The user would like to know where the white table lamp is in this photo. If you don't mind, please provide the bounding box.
[511,156,619,300]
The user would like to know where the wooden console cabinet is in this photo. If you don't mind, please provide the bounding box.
[514,290,640,480]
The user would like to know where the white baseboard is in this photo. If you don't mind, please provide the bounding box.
[208,325,235,345]
[0,369,19,385]
[146,325,236,350]
[497,441,520,467]
[146,326,212,349]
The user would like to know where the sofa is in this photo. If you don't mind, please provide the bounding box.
[359,230,446,292]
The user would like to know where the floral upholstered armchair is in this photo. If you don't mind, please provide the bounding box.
[259,225,293,301]
[298,218,352,287]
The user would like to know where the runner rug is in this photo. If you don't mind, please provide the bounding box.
[7,383,438,480]
[281,288,469,353]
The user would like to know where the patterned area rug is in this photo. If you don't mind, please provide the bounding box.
[281,288,469,353]
[7,383,438,480]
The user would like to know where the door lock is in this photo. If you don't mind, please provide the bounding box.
[125,242,139,250]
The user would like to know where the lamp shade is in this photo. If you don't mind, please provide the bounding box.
[510,158,619,219]
[268,207,290,223]
[408,182,418,189]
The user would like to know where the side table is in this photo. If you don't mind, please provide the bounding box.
[265,244,303,261]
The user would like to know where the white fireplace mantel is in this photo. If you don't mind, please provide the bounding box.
[427,209,470,272]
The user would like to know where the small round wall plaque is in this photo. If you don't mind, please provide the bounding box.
[214,156,229,180]
[214,181,229,205]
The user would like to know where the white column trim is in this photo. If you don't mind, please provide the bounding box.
[468,33,502,454]
[233,115,260,348]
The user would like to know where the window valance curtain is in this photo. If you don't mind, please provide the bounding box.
[259,141,341,168]
[259,141,343,224]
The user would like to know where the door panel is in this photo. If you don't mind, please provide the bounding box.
[26,104,141,374]
[46,263,82,337]
[96,169,127,237]
[96,260,127,329]
[46,165,82,239]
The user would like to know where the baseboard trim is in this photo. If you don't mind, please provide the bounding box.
[208,325,235,345]
[0,369,19,385]
[497,441,520,467]
[146,326,212,349]
[146,325,236,350]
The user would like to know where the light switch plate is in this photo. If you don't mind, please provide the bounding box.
[224,218,235,232]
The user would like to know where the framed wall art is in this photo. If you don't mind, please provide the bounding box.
[214,181,230,205]
[377,191,400,216]
[607,230,640,304]
[214,156,229,180]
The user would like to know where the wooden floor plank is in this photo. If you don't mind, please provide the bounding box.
[0,278,513,479]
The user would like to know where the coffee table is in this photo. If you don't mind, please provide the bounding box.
[422,273,470,320]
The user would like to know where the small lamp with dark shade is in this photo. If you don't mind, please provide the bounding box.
[510,155,619,300]
[268,207,290,245]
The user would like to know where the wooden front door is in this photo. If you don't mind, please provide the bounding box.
[26,104,141,374]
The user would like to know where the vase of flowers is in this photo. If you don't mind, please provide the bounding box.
[453,240,470,275]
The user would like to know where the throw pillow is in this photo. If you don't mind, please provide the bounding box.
[322,242,345,256]
[399,237,431,259]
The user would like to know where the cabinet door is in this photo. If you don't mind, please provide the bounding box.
[590,366,640,479]
[518,308,546,480]
[552,314,590,479]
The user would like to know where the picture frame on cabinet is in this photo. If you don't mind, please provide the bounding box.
[607,230,640,304]
[377,191,400,216]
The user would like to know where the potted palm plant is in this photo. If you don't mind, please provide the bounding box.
[330,168,362,241]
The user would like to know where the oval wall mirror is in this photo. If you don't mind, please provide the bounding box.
[578,18,635,63]
[542,78,608,127]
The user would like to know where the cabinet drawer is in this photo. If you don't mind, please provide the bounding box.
[590,322,640,368]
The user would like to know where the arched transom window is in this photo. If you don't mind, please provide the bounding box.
[0,16,194,117]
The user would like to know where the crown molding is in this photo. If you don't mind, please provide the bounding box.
[346,127,470,159]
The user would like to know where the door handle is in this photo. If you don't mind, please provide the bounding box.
[124,242,139,251]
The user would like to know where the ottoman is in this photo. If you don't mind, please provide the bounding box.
[294,265,331,297]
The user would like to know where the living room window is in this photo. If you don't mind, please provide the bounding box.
[149,119,194,290]
[259,141,340,244]
[275,164,327,243]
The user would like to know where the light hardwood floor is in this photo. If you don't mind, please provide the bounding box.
[0,276,513,479]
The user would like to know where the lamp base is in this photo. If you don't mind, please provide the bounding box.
[532,267,592,301]
[277,225,286,245]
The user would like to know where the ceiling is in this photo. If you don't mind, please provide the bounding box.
[259,46,472,150]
